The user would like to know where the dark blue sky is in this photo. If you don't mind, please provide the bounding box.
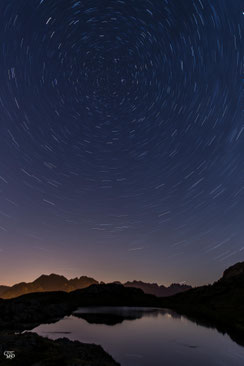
[0,0,243,286]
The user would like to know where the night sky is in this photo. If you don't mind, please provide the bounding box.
[0,0,244,286]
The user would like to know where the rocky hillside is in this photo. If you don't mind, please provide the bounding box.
[220,261,244,281]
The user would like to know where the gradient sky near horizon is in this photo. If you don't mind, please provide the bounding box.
[0,0,244,287]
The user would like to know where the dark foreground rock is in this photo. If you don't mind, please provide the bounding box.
[0,331,120,366]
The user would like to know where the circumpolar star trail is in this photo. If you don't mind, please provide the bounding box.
[0,0,243,285]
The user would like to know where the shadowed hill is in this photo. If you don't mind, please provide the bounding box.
[0,283,160,331]
[160,261,244,345]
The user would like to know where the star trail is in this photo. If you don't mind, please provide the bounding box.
[0,0,243,286]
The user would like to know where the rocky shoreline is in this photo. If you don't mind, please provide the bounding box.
[0,331,120,366]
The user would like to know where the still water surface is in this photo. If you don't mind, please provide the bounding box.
[32,307,244,366]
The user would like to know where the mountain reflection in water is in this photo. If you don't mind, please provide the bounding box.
[33,307,244,366]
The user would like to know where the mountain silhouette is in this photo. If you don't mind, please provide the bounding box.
[0,274,98,299]
[124,280,191,297]
[0,274,191,299]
